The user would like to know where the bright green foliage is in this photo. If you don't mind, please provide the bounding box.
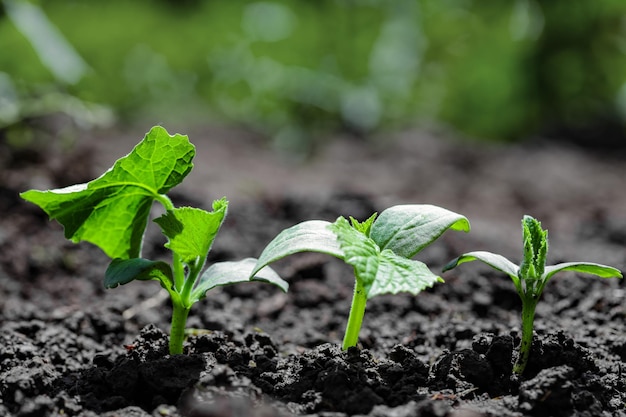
[154,200,228,265]
[20,126,194,259]
[349,213,377,236]
[443,215,623,375]
[252,204,470,349]
[327,216,443,299]
[21,126,286,355]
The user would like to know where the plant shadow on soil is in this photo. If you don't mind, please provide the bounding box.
[1,127,626,416]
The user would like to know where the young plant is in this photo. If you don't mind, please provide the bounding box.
[250,205,470,350]
[20,126,287,355]
[443,215,622,375]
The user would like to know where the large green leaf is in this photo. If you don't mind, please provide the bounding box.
[20,126,195,259]
[154,199,228,265]
[370,205,470,258]
[250,220,344,278]
[104,258,173,290]
[192,258,287,302]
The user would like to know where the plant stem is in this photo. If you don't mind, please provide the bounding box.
[169,299,190,355]
[181,255,207,305]
[513,296,538,375]
[342,278,367,350]
[156,194,186,292]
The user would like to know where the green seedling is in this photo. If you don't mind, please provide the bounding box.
[443,215,622,375]
[250,205,470,349]
[20,126,287,355]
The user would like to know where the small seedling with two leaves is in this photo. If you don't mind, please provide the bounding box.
[443,215,622,375]
[250,205,470,349]
[20,126,287,355]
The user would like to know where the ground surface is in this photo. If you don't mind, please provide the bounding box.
[1,125,625,417]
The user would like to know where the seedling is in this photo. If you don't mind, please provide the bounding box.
[443,215,622,375]
[250,205,470,349]
[20,126,287,355]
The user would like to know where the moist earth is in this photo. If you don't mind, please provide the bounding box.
[1,126,625,416]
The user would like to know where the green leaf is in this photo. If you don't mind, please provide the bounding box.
[192,258,287,302]
[368,249,443,299]
[20,126,195,259]
[349,213,378,236]
[519,215,548,279]
[329,217,443,299]
[370,205,470,258]
[543,262,623,282]
[250,220,344,278]
[329,216,380,293]
[154,199,228,265]
[443,251,521,287]
[105,258,173,289]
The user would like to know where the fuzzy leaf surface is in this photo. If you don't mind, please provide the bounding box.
[250,220,343,278]
[368,249,443,299]
[329,216,380,293]
[370,205,470,258]
[193,258,287,302]
[520,215,548,279]
[105,258,173,289]
[329,217,442,299]
[20,126,194,259]
[154,199,228,264]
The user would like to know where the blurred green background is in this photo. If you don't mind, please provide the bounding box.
[1,0,626,151]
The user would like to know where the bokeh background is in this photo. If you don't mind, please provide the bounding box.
[1,0,626,153]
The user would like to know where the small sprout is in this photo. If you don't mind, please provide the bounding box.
[251,205,470,349]
[20,126,287,355]
[443,215,622,375]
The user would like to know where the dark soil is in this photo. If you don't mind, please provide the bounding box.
[1,125,625,417]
